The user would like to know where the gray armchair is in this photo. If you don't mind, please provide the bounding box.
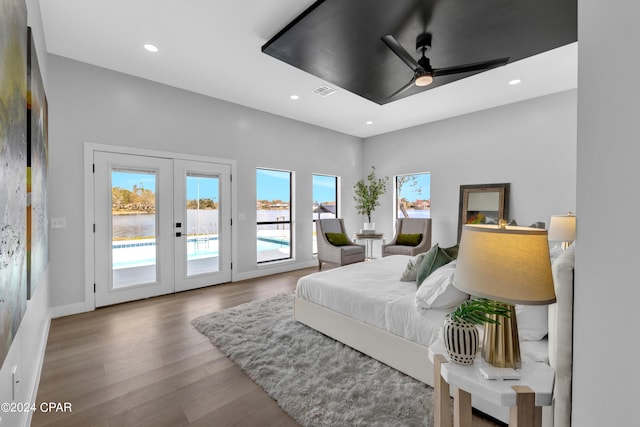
[382,218,432,257]
[316,218,365,270]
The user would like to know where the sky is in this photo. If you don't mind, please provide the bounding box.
[256,169,291,201]
[112,171,219,200]
[255,171,339,202]
[112,171,156,192]
[312,174,337,203]
[397,173,431,201]
[257,171,430,202]
[113,170,429,204]
[186,175,218,200]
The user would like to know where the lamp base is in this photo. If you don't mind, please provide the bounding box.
[482,304,521,369]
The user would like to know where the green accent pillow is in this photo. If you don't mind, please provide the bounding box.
[416,243,454,288]
[325,232,351,246]
[442,244,460,259]
[396,233,423,246]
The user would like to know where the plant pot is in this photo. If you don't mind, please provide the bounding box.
[363,222,375,231]
[443,317,479,365]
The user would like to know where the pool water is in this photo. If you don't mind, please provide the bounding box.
[112,237,289,269]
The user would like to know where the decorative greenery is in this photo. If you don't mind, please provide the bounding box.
[353,166,389,223]
[448,298,511,325]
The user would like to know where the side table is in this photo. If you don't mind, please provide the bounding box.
[428,342,554,427]
[353,233,384,260]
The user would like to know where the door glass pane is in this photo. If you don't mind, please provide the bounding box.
[111,170,157,288]
[186,174,220,276]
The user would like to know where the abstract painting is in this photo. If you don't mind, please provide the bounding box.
[27,26,49,299]
[0,0,28,367]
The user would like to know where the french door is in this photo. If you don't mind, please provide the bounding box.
[94,152,231,307]
[173,159,231,292]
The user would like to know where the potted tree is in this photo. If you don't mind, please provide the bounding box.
[353,166,388,231]
[443,298,510,365]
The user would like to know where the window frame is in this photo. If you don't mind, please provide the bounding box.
[256,168,293,264]
[395,172,431,220]
[312,174,340,255]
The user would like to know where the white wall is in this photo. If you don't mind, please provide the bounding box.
[363,90,577,247]
[0,1,51,426]
[574,0,640,425]
[46,54,363,312]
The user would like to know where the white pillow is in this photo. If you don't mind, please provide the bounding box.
[415,261,469,309]
[400,252,428,282]
[516,304,548,341]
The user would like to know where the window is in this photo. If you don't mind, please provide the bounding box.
[396,173,431,219]
[256,168,292,263]
[312,174,338,254]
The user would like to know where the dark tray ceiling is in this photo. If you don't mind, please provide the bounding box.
[262,0,577,105]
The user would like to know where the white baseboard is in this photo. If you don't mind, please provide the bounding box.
[23,315,51,427]
[233,260,317,282]
[50,302,89,319]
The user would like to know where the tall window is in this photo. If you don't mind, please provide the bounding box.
[256,168,292,263]
[396,173,431,219]
[312,174,338,254]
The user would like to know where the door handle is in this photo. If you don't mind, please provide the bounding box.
[176,232,182,237]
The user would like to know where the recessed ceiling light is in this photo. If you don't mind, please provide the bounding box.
[290,95,300,100]
[366,121,373,125]
[144,44,159,53]
[509,79,522,85]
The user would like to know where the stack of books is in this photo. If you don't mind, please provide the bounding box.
[358,229,376,235]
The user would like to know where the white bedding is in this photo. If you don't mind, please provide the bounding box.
[296,255,450,347]
[385,293,452,347]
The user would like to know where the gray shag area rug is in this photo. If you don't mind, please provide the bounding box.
[192,293,434,426]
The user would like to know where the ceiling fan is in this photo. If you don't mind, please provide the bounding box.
[381,33,510,100]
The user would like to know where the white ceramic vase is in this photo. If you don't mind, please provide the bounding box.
[443,317,479,365]
[363,222,375,231]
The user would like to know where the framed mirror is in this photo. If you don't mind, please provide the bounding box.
[457,183,510,242]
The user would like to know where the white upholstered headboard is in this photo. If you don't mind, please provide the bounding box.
[547,243,575,427]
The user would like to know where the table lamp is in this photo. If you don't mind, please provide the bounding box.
[548,212,576,250]
[453,224,555,369]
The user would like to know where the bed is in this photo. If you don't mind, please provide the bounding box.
[294,246,575,426]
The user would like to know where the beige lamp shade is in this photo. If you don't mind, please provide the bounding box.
[453,224,556,305]
[548,213,576,242]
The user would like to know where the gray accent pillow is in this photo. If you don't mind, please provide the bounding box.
[400,252,428,282]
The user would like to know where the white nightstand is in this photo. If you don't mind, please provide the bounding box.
[428,341,554,427]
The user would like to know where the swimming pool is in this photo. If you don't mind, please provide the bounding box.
[112,237,290,269]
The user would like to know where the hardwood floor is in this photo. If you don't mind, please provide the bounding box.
[33,267,503,427]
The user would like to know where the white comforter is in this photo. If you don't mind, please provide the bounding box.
[296,255,452,347]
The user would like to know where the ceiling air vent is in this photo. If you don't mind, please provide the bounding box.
[313,85,336,97]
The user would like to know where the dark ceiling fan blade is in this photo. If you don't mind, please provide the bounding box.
[386,77,417,100]
[433,57,510,77]
[381,35,422,72]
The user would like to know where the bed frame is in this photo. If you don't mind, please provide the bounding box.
[294,296,433,383]
[294,244,575,427]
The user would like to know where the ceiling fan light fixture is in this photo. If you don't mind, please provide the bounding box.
[415,73,433,87]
